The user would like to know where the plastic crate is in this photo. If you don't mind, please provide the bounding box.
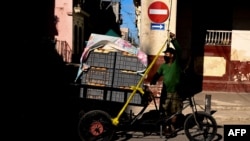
[127,92,142,104]
[86,51,115,68]
[79,49,145,105]
[112,69,142,88]
[86,88,104,100]
[80,86,142,105]
[116,52,146,71]
[81,67,113,86]
[106,91,125,103]
[106,90,142,104]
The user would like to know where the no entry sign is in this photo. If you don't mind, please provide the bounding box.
[148,1,169,23]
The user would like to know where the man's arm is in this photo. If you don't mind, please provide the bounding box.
[170,33,182,58]
[150,72,161,85]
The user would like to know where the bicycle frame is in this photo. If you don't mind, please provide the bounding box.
[77,36,218,141]
[131,91,201,126]
[111,36,171,126]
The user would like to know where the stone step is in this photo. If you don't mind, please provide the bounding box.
[181,104,250,125]
[212,105,250,111]
[194,96,250,111]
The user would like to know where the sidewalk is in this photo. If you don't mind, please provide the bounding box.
[127,91,250,126]
[190,91,250,125]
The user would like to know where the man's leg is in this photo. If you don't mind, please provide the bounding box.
[162,94,176,137]
[170,97,183,130]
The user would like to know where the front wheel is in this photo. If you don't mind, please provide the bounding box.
[78,110,115,141]
[184,111,217,141]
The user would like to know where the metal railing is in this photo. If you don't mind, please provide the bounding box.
[205,30,232,46]
[55,40,72,63]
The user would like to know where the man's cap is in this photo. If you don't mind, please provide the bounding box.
[163,47,175,54]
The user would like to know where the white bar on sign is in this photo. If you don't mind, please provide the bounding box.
[149,9,168,14]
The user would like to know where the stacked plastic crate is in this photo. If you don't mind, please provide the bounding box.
[81,49,115,87]
[113,51,145,88]
[80,48,146,104]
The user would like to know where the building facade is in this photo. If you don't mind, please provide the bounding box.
[54,0,122,63]
[133,0,250,93]
[120,27,129,40]
[54,0,89,63]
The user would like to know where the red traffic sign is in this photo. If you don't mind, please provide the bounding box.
[148,1,169,23]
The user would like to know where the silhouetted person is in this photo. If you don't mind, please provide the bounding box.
[5,1,79,141]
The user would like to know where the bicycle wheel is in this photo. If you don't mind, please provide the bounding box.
[184,111,217,141]
[78,110,115,141]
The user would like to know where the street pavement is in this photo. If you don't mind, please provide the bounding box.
[114,127,224,141]
[127,91,250,126]
[114,91,250,141]
[193,91,250,125]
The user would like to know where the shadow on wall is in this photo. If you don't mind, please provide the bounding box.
[5,1,123,140]
[5,1,80,141]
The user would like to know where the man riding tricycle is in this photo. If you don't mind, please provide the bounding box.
[74,32,217,141]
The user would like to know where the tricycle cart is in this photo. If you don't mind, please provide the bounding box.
[74,33,217,141]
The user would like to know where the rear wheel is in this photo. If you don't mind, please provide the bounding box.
[78,110,115,141]
[184,112,217,141]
